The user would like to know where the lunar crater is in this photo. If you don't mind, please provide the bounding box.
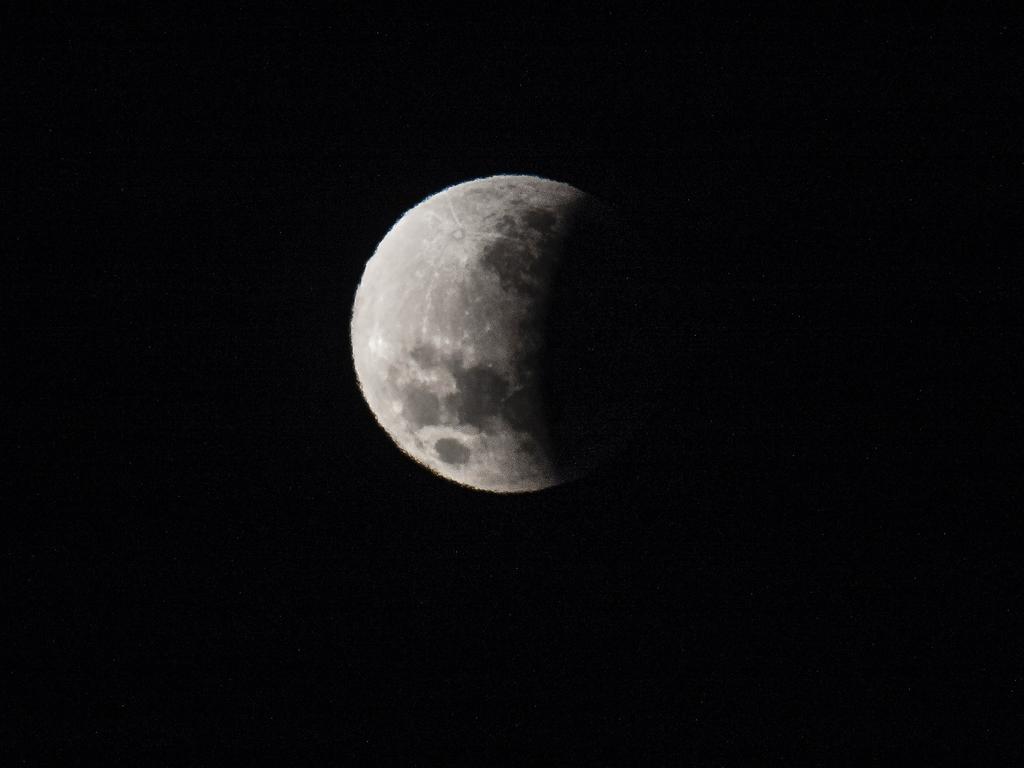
[435,438,470,465]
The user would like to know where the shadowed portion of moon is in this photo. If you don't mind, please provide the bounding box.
[536,194,649,483]
[351,174,650,493]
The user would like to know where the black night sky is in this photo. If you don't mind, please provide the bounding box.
[10,7,1021,763]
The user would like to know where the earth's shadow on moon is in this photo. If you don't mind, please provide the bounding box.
[534,192,665,490]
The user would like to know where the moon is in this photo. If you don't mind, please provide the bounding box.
[351,174,637,493]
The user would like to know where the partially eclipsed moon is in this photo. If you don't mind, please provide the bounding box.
[351,174,633,493]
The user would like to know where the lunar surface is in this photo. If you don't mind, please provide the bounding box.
[351,174,636,493]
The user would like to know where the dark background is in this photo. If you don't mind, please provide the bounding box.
[9,6,1022,763]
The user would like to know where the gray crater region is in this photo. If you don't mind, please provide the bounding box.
[351,174,635,493]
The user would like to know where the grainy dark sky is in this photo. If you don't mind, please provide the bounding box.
[9,6,1021,763]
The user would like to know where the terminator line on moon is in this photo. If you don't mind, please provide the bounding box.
[351,174,622,493]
